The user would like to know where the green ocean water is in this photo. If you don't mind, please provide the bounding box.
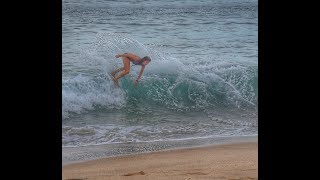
[62,0,257,147]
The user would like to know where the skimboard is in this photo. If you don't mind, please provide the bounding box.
[109,73,119,87]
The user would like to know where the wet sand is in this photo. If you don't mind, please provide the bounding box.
[63,141,257,180]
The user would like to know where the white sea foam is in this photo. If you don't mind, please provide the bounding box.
[63,33,257,119]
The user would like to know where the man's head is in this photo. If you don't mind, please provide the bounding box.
[141,56,151,66]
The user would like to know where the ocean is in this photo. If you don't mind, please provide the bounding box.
[62,0,257,163]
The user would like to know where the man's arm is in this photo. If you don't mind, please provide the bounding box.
[136,65,145,82]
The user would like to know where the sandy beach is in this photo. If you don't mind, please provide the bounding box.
[63,141,257,180]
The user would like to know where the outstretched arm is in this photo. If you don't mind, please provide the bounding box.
[135,65,145,86]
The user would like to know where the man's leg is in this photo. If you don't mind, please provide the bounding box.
[111,67,124,77]
[114,57,131,81]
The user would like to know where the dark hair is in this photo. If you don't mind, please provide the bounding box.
[141,56,151,62]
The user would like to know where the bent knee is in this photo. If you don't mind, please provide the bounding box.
[123,70,130,74]
[121,57,129,61]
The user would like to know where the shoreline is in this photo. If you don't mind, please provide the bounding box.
[63,140,257,180]
[63,135,257,166]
